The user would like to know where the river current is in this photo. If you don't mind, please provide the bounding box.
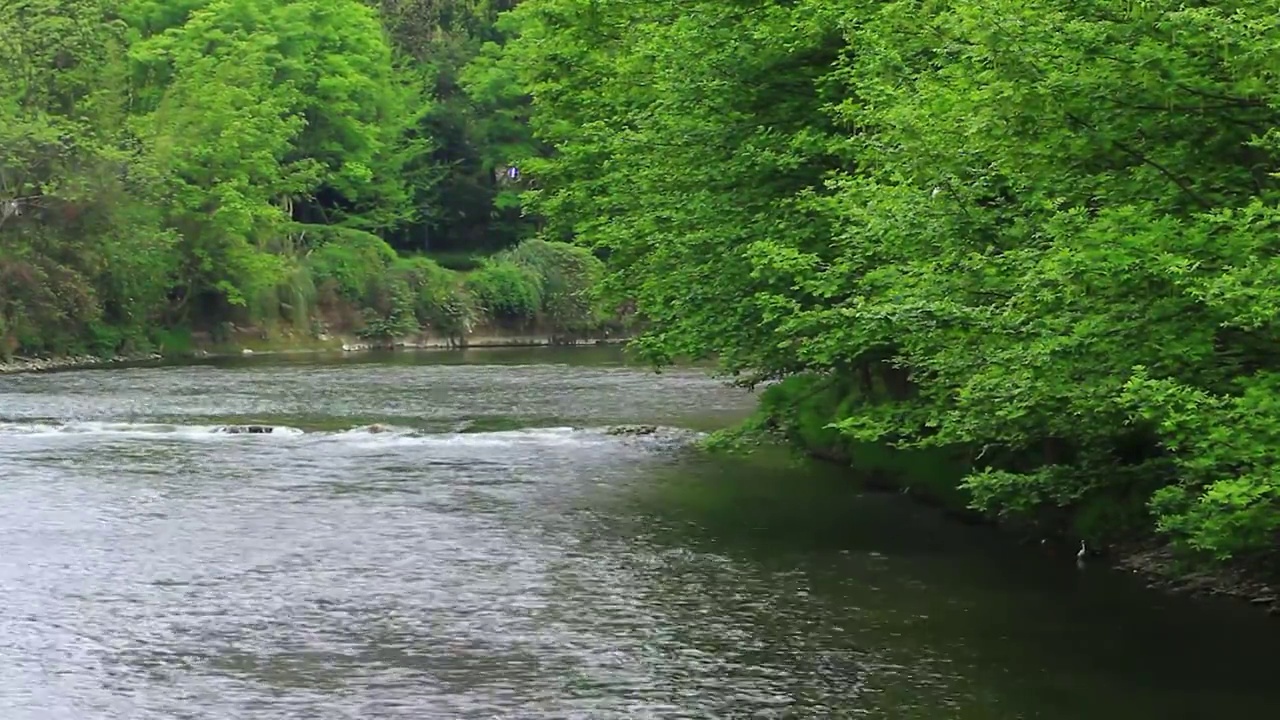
[0,347,1277,719]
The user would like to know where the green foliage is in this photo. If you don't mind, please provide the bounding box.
[374,0,535,252]
[464,259,541,323]
[0,0,425,355]
[4,0,541,361]
[423,250,485,272]
[356,279,419,340]
[151,327,196,355]
[306,227,399,303]
[0,0,613,360]
[0,0,178,355]
[392,256,478,335]
[128,0,422,309]
[497,0,1280,562]
[499,239,603,332]
[1123,369,1280,558]
[757,376,851,457]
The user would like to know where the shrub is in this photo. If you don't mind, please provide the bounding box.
[151,327,195,355]
[392,257,477,336]
[86,322,127,356]
[422,250,485,272]
[499,239,605,332]
[0,255,100,355]
[356,275,419,340]
[464,259,542,323]
[305,226,398,303]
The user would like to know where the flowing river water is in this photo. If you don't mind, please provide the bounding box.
[1,347,1278,719]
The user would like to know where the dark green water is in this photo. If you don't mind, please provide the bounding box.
[0,347,1276,718]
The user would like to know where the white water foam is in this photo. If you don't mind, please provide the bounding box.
[320,425,599,449]
[0,421,305,438]
[0,421,697,449]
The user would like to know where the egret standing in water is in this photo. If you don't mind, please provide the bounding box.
[1076,540,1087,568]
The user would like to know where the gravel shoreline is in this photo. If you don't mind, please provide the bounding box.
[1115,544,1280,615]
[0,335,628,376]
[0,352,165,375]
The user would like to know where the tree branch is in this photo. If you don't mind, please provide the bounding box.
[1065,112,1213,209]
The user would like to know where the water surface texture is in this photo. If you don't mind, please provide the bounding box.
[1,347,1277,719]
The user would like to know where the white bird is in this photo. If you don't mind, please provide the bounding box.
[1076,540,1087,566]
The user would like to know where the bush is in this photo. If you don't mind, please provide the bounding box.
[422,250,485,272]
[0,254,100,355]
[464,259,542,323]
[151,327,195,355]
[86,322,127,356]
[499,239,605,332]
[305,226,398,303]
[392,257,477,336]
[356,275,419,340]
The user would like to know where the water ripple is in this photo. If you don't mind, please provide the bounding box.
[2,351,1280,719]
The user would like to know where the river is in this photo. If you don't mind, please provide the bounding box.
[0,347,1276,719]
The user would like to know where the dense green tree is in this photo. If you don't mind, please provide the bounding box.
[0,0,176,353]
[128,0,420,317]
[496,0,1280,561]
[374,0,535,252]
[1,0,604,358]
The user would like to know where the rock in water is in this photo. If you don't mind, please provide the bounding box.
[606,424,659,436]
[216,425,274,434]
[603,424,703,452]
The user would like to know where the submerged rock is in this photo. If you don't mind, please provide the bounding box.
[605,424,659,436]
[603,424,705,452]
[215,425,275,434]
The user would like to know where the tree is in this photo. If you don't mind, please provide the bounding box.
[129,0,420,316]
[376,0,534,252]
[496,0,1280,560]
[0,0,177,354]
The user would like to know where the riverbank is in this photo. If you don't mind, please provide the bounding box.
[803,445,1280,616]
[0,327,630,375]
[1,235,620,366]
[749,373,1280,617]
[0,352,167,375]
[1115,544,1280,614]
